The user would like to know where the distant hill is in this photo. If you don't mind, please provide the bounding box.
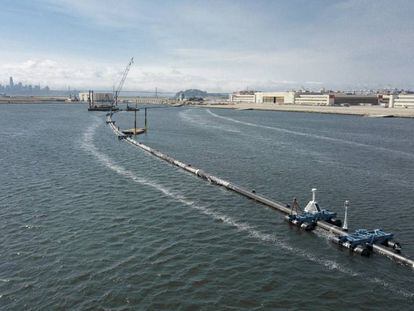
[175,89,207,99]
[174,89,228,100]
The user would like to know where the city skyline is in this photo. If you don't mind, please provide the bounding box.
[1,0,414,92]
[0,76,51,95]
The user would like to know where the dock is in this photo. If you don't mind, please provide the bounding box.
[88,105,119,112]
[106,112,414,269]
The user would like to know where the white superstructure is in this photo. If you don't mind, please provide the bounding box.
[79,92,113,102]
[304,188,321,213]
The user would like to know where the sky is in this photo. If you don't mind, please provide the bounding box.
[1,0,414,92]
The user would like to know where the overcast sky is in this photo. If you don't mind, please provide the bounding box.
[1,0,414,92]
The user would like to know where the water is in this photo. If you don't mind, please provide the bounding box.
[1,103,413,310]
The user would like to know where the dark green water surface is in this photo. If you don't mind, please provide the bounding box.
[1,104,413,310]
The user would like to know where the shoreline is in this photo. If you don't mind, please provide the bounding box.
[0,96,67,104]
[190,102,414,118]
[2,96,414,118]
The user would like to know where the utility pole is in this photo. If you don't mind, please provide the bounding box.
[144,108,148,131]
[134,100,137,133]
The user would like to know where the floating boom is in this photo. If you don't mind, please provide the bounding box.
[106,112,414,269]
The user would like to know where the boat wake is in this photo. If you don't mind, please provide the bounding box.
[206,109,414,160]
[179,109,241,133]
[80,118,413,299]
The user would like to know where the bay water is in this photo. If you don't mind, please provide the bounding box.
[1,104,413,309]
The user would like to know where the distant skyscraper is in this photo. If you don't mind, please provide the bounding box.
[9,76,14,88]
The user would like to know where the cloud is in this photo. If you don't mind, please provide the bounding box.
[1,1,414,91]
[1,58,117,89]
[0,56,314,92]
[41,0,146,28]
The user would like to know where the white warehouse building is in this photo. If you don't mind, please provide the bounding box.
[229,91,257,103]
[230,91,334,106]
[229,93,256,103]
[229,91,383,106]
[294,94,334,106]
[254,92,296,104]
[386,94,414,108]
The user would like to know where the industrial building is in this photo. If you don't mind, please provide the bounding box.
[384,94,414,108]
[79,92,113,102]
[135,97,172,104]
[230,91,381,106]
[289,94,334,106]
[255,92,296,104]
[334,94,379,106]
[229,91,256,103]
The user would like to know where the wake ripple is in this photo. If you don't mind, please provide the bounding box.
[80,119,413,298]
[179,109,240,133]
[206,109,414,159]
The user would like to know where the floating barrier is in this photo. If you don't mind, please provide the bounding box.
[330,229,402,257]
[106,113,414,269]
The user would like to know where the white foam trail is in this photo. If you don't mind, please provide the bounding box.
[179,109,240,133]
[81,119,413,298]
[207,109,414,159]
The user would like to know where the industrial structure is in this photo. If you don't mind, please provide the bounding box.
[134,97,174,104]
[83,57,134,111]
[383,94,414,108]
[230,91,385,106]
[79,92,113,102]
[228,90,257,103]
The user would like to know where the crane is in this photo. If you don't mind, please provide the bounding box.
[114,57,134,106]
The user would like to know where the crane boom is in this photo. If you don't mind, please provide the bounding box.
[114,57,134,106]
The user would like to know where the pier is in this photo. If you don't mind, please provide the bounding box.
[106,112,414,269]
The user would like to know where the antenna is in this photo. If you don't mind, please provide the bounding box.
[311,188,317,202]
[343,200,349,231]
[304,188,319,213]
